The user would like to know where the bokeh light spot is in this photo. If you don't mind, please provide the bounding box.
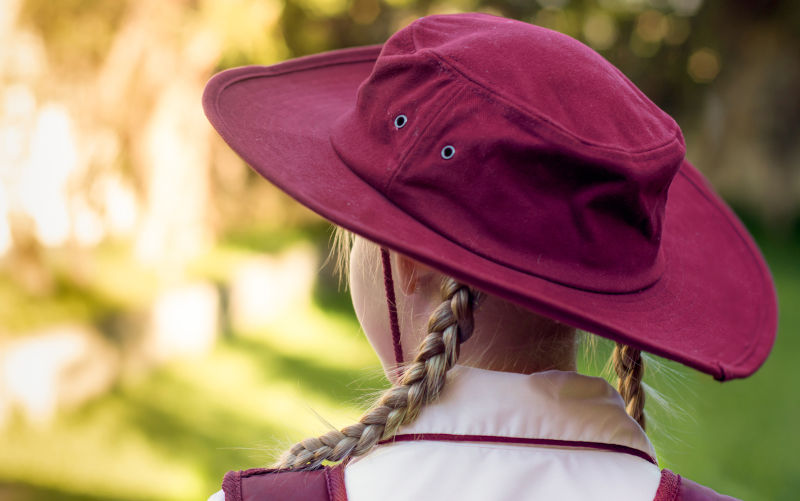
[636,10,668,43]
[665,16,691,45]
[583,11,618,50]
[349,0,381,25]
[688,47,721,83]
[668,0,703,16]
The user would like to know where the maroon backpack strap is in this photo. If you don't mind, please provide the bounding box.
[326,463,348,501]
[653,469,681,501]
[654,469,741,501]
[222,464,348,501]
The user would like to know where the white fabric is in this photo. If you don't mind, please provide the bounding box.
[345,366,661,501]
[210,366,661,501]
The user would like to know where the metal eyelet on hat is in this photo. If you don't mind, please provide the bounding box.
[394,114,407,129]
[441,145,456,159]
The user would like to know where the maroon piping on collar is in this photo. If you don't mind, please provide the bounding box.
[381,433,658,465]
[380,247,404,366]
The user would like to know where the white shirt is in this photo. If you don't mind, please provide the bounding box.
[211,366,662,501]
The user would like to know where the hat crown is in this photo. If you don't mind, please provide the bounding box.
[330,13,686,293]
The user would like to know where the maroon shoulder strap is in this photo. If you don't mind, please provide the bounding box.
[653,469,741,501]
[222,464,348,501]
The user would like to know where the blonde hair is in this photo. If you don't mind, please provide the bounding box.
[613,343,646,429]
[275,273,479,469]
[274,227,647,469]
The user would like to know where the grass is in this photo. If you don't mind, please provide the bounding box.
[0,242,159,337]
[0,300,384,501]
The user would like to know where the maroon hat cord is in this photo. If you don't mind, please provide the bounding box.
[380,247,404,365]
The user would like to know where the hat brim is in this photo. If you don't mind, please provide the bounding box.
[203,45,777,380]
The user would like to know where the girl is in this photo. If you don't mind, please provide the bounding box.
[203,12,777,501]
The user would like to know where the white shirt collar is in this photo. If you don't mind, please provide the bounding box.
[393,365,657,461]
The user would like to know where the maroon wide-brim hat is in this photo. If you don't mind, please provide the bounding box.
[203,12,777,380]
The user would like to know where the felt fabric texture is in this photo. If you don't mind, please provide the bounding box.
[219,466,346,501]
[654,470,740,501]
[202,12,778,379]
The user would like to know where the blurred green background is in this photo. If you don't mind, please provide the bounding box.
[0,0,797,500]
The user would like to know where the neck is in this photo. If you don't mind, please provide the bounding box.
[440,294,578,375]
[393,275,578,378]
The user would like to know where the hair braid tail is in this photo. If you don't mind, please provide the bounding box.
[274,276,478,470]
[612,342,646,430]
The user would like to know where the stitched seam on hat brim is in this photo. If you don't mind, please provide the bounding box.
[422,49,683,158]
[211,57,379,92]
[678,168,773,377]
[258,45,382,78]
[206,47,382,116]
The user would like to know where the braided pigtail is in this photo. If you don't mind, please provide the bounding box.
[612,342,646,430]
[274,276,479,470]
